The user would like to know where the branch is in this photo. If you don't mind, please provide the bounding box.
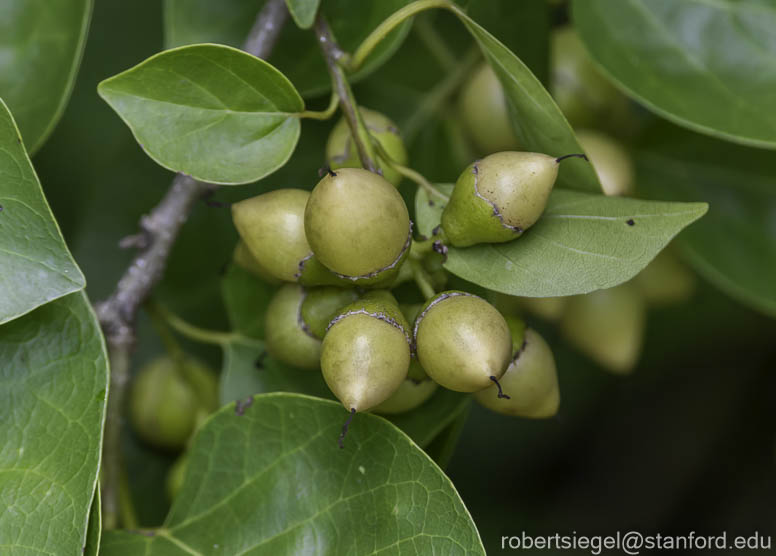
[97,0,288,530]
[313,15,378,173]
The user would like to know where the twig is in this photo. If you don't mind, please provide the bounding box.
[313,15,378,173]
[96,0,288,530]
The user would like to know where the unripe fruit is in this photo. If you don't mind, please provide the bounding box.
[475,318,560,418]
[326,106,408,187]
[561,283,646,374]
[521,296,568,322]
[458,63,521,154]
[232,241,281,284]
[264,284,322,370]
[442,152,560,247]
[231,189,312,282]
[300,286,360,340]
[305,168,411,279]
[400,303,429,382]
[576,129,635,197]
[166,453,188,501]
[414,291,512,392]
[372,378,438,415]
[129,356,218,451]
[321,291,411,412]
[633,249,695,306]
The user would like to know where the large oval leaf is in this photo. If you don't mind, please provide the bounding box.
[0,0,92,153]
[0,98,85,325]
[454,11,601,192]
[416,184,707,297]
[101,393,485,555]
[636,124,776,318]
[165,0,414,98]
[574,0,776,149]
[98,44,304,185]
[285,0,320,29]
[0,291,108,555]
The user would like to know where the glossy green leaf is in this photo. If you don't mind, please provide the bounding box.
[221,264,274,340]
[417,184,707,297]
[454,11,601,192]
[636,125,776,318]
[98,44,304,185]
[84,485,102,556]
[0,98,85,325]
[574,0,776,149]
[0,291,109,555]
[285,0,320,29]
[164,0,414,98]
[0,0,92,153]
[101,393,485,555]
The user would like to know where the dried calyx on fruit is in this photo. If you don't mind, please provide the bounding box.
[414,291,512,393]
[326,106,408,187]
[264,284,324,371]
[129,355,218,451]
[321,291,411,414]
[441,151,585,247]
[475,316,560,418]
[305,168,411,284]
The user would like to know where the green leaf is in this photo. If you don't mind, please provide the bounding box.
[0,98,85,325]
[84,484,102,556]
[416,184,708,297]
[221,264,274,339]
[0,291,109,555]
[98,44,304,185]
[164,0,415,98]
[285,0,320,29]
[573,0,776,149]
[454,10,602,192]
[101,393,485,555]
[384,390,471,450]
[0,0,92,153]
[636,125,776,318]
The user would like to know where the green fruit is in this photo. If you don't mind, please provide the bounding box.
[232,241,281,284]
[458,63,521,154]
[321,291,411,412]
[634,249,695,306]
[561,283,646,374]
[400,303,429,382]
[372,378,438,415]
[414,291,512,392]
[166,453,188,501]
[521,296,568,322]
[231,189,312,283]
[441,152,560,247]
[300,286,360,339]
[265,284,322,370]
[297,243,408,289]
[305,168,411,279]
[475,319,560,418]
[326,106,408,186]
[550,26,629,128]
[129,356,218,451]
[576,129,634,196]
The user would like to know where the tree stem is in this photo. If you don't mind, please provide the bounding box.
[96,0,288,530]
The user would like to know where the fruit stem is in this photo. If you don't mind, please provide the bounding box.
[489,375,511,400]
[338,408,357,449]
[411,259,437,300]
[296,90,339,120]
[414,15,457,72]
[374,141,450,202]
[555,153,589,163]
[147,301,261,349]
[118,468,139,530]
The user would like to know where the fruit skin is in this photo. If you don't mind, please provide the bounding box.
[129,356,218,451]
[633,249,695,306]
[414,291,512,392]
[231,189,312,283]
[475,319,560,418]
[441,152,558,247]
[576,129,634,197]
[321,291,411,412]
[232,241,281,284]
[399,303,429,382]
[305,168,411,278]
[326,106,408,187]
[300,287,360,340]
[296,247,408,289]
[458,63,521,154]
[561,283,646,374]
[265,284,322,370]
[372,378,438,415]
[521,296,568,322]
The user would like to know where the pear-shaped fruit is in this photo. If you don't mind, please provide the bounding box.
[305,168,411,279]
[265,284,322,370]
[326,106,408,186]
[300,286,360,340]
[633,249,695,306]
[231,189,312,282]
[441,152,560,247]
[561,283,646,374]
[576,129,634,197]
[414,291,512,392]
[458,63,521,154]
[475,318,560,418]
[321,291,411,412]
[372,378,438,415]
[129,355,218,451]
[232,241,281,284]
